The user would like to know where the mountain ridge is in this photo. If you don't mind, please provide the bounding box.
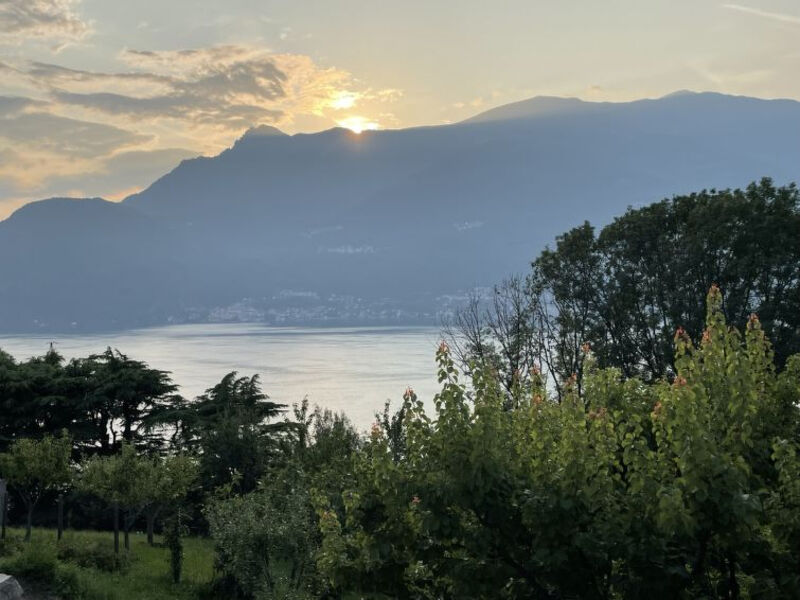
[2,91,799,332]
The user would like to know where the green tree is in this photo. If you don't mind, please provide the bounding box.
[75,348,179,454]
[0,348,79,450]
[166,372,287,493]
[79,443,153,552]
[448,178,800,394]
[0,433,72,541]
[0,346,180,456]
[206,466,323,599]
[143,453,198,546]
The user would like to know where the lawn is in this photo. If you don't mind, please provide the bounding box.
[0,527,215,600]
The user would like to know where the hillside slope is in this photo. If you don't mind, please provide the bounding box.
[1,92,799,332]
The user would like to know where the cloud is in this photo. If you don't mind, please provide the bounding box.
[0,44,402,213]
[0,112,150,157]
[28,48,287,130]
[0,115,153,204]
[16,45,395,140]
[0,0,90,48]
[46,147,197,197]
[0,144,196,218]
[722,3,800,25]
[0,95,47,116]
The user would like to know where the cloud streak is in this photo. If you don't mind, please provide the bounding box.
[722,3,800,25]
[0,43,402,217]
[0,0,90,47]
[17,45,394,139]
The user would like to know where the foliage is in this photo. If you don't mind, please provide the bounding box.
[79,443,154,551]
[206,467,322,599]
[447,178,800,397]
[0,347,178,455]
[161,372,287,494]
[2,539,59,580]
[317,287,800,599]
[0,432,72,541]
[0,527,214,600]
[0,347,73,449]
[0,538,112,600]
[205,404,361,599]
[79,443,152,512]
[78,444,198,556]
[292,401,361,508]
[58,537,132,572]
[76,348,179,452]
[164,509,187,584]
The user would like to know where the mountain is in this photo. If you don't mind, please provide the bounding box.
[1,92,799,332]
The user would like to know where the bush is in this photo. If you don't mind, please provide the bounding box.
[206,467,323,599]
[317,288,800,598]
[54,563,116,600]
[0,535,24,557]
[0,538,117,600]
[2,540,58,580]
[58,538,131,572]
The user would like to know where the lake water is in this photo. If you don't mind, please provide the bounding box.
[0,324,443,431]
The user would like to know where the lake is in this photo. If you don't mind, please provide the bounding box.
[0,324,444,431]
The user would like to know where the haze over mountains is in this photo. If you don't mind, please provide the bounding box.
[2,91,799,333]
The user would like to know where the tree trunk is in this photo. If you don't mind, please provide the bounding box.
[728,553,740,600]
[124,527,130,551]
[0,492,6,540]
[0,479,6,540]
[57,493,65,541]
[25,503,34,542]
[146,508,157,546]
[113,502,120,554]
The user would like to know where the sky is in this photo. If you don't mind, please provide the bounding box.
[1,0,799,218]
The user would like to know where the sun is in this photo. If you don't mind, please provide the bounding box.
[337,116,380,134]
[329,92,358,110]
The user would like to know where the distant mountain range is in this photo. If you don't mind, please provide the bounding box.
[2,91,799,332]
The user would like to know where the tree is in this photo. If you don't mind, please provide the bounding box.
[443,278,542,400]
[79,443,153,552]
[151,454,198,582]
[164,372,287,494]
[206,466,323,599]
[143,453,198,546]
[0,346,180,457]
[0,348,81,451]
[0,433,72,541]
[74,349,179,454]
[448,178,800,393]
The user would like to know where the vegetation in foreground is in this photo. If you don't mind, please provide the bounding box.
[0,179,798,599]
[0,528,213,600]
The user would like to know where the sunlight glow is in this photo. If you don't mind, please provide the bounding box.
[329,91,359,110]
[337,116,380,134]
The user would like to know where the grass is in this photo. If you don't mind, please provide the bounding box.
[0,527,215,600]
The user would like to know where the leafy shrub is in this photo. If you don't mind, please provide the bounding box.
[0,535,24,557]
[58,538,131,572]
[206,467,323,599]
[316,287,800,599]
[0,539,117,600]
[54,563,116,600]
[2,540,58,580]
